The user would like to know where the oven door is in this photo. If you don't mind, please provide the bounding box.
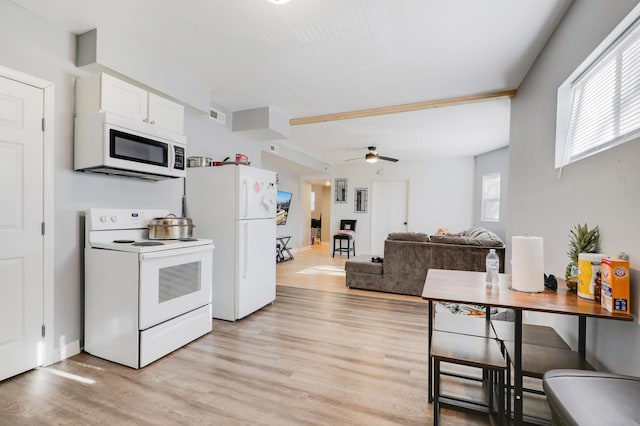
[138,245,213,330]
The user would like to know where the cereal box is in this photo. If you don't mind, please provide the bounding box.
[601,258,630,314]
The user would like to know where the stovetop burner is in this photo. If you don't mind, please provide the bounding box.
[178,238,198,242]
[113,239,135,244]
[133,241,165,247]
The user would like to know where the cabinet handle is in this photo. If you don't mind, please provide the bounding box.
[150,120,155,124]
[143,118,148,123]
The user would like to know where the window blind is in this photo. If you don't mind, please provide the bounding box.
[559,15,640,167]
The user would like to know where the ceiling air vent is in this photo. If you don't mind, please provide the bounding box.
[209,108,226,125]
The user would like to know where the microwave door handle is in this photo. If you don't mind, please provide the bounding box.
[169,144,174,169]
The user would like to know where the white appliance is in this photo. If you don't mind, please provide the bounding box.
[186,165,277,321]
[84,208,214,368]
[74,112,186,180]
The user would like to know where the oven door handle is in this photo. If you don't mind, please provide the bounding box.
[139,245,214,260]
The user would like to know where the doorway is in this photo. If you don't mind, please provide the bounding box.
[0,66,54,381]
[307,181,331,247]
[370,180,408,254]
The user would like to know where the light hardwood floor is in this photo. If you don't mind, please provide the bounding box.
[276,244,424,302]
[0,244,491,425]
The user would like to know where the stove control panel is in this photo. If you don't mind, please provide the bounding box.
[87,208,169,231]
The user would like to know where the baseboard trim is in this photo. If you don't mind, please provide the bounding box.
[54,339,81,363]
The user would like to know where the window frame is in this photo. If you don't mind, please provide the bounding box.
[481,172,501,223]
[555,4,640,169]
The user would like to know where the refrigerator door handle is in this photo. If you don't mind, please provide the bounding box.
[242,179,249,218]
[243,222,249,279]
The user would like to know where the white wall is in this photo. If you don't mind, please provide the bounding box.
[183,110,266,168]
[0,0,274,360]
[507,0,640,375]
[474,147,509,241]
[331,158,475,255]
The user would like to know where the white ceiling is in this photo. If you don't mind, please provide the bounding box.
[11,0,572,167]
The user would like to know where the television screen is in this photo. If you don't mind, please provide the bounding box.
[276,191,292,226]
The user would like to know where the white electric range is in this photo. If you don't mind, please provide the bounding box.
[84,208,214,368]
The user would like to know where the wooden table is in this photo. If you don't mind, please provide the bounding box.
[422,269,633,425]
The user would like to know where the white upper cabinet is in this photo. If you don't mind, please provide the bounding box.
[147,93,184,135]
[76,73,184,134]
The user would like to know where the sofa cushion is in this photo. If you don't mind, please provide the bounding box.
[387,232,430,242]
[429,234,501,247]
[464,226,504,242]
[430,227,504,247]
[345,256,384,275]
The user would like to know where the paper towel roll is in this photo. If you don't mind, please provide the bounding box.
[511,236,545,293]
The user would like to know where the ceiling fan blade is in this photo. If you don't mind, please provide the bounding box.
[344,156,363,162]
[378,155,399,162]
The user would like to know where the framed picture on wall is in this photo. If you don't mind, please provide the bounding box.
[334,178,348,203]
[354,188,368,213]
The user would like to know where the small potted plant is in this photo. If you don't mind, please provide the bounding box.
[565,223,599,291]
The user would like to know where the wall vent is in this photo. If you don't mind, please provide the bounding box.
[209,108,226,125]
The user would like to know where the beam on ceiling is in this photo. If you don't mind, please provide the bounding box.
[289,89,517,126]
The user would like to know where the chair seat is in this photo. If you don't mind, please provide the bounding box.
[503,342,593,379]
[334,234,353,240]
[491,321,570,350]
[543,369,640,426]
[431,331,505,370]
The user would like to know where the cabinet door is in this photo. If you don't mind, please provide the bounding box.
[100,73,148,123]
[148,92,184,134]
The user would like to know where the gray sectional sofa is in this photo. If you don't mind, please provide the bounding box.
[345,227,506,296]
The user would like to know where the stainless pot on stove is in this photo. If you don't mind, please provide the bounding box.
[148,214,195,239]
[187,156,213,167]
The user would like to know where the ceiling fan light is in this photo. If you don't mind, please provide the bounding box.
[365,153,378,163]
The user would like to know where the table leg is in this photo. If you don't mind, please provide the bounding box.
[484,306,490,391]
[514,309,523,425]
[428,300,433,403]
[578,315,586,360]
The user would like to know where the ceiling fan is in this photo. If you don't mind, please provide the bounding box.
[346,146,399,163]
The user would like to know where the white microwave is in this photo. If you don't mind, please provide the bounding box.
[74,112,186,180]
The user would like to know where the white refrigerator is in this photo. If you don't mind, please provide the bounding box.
[186,165,277,321]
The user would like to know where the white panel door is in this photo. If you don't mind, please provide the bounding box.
[370,181,408,255]
[0,76,44,381]
[236,219,276,319]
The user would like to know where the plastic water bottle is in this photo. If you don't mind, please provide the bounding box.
[485,249,500,285]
